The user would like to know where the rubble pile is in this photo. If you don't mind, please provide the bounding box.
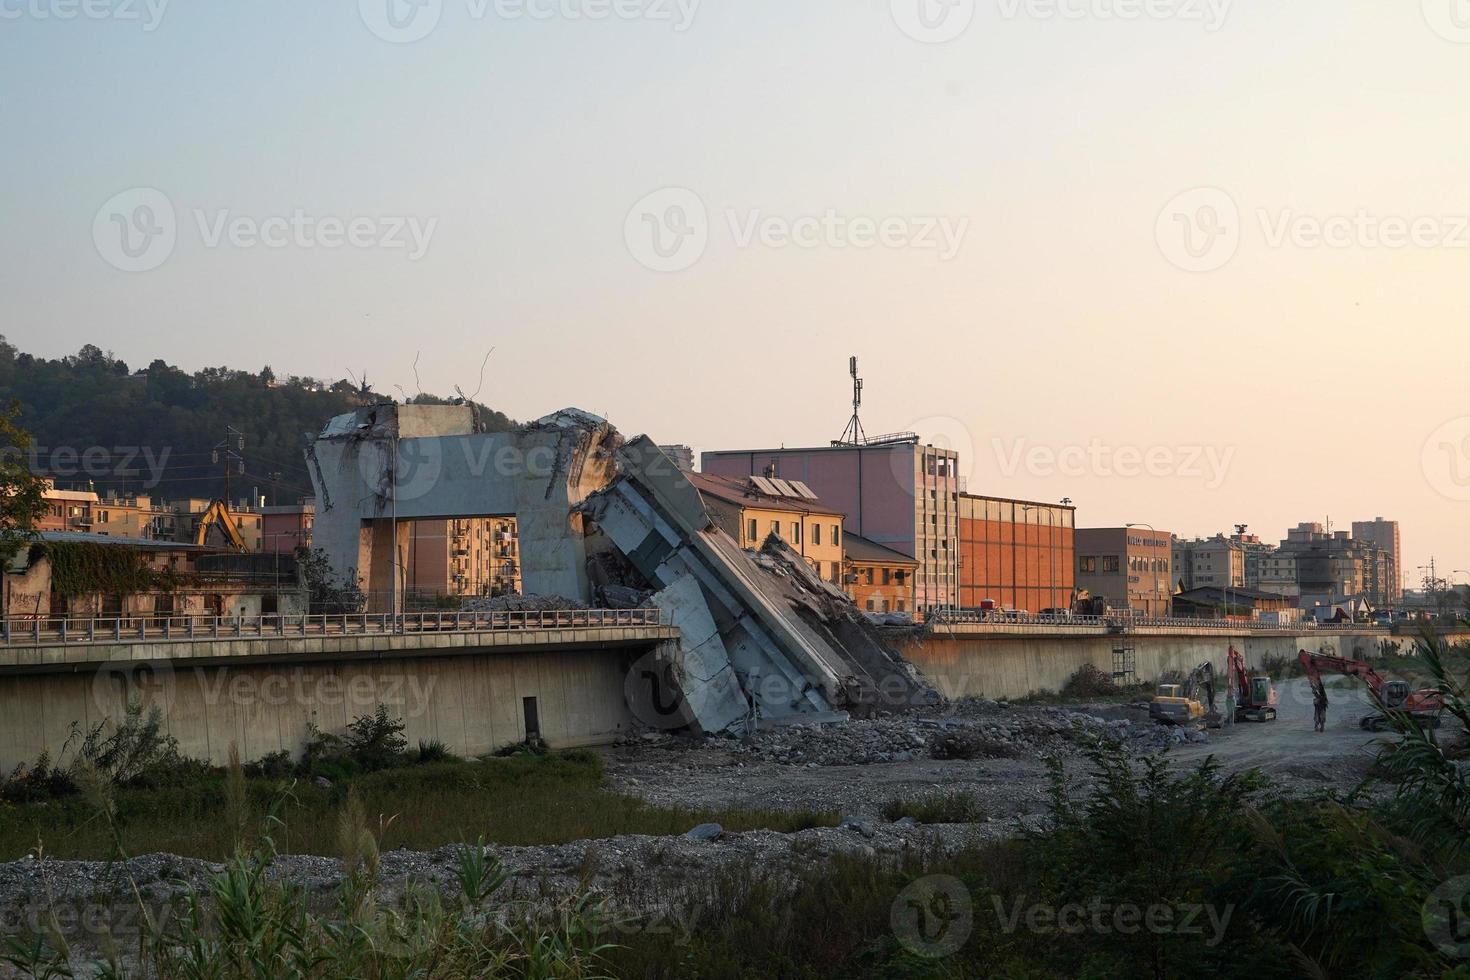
[670,701,1209,767]
[459,594,583,613]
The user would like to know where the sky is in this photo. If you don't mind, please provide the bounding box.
[3,0,1469,587]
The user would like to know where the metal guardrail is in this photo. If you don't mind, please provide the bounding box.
[0,608,670,647]
[927,611,1387,632]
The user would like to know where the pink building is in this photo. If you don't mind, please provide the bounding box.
[261,501,314,554]
[702,436,960,609]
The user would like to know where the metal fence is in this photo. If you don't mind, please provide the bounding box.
[926,610,1386,633]
[1,608,671,647]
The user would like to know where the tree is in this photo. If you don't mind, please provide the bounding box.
[0,401,47,562]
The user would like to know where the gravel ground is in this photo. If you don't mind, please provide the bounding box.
[1,693,1418,973]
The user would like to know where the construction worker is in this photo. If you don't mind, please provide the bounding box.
[1313,686,1328,732]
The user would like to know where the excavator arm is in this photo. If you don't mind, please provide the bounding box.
[1297,649,1443,731]
[1297,650,1386,706]
[195,499,247,551]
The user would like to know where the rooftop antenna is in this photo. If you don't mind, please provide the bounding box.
[836,355,867,446]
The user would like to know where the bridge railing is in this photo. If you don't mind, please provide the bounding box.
[926,611,1386,633]
[0,608,671,647]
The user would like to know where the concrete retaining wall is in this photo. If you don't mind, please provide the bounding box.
[0,645,648,771]
[899,630,1409,701]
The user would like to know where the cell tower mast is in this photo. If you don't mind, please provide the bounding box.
[836,356,866,446]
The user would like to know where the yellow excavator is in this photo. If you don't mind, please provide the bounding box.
[194,499,247,551]
[1150,661,1222,729]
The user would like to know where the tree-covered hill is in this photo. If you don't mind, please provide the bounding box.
[0,337,514,505]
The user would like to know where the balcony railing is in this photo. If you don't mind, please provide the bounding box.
[0,608,671,647]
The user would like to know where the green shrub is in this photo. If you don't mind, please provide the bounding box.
[881,790,986,824]
[1060,663,1117,698]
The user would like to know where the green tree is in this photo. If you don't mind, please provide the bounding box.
[0,401,47,561]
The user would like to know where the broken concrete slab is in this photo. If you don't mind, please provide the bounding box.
[308,404,621,610]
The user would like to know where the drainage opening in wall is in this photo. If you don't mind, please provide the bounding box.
[1112,645,1137,686]
[523,696,540,738]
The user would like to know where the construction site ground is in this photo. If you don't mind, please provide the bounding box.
[604,674,1416,829]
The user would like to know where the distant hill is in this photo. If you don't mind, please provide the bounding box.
[0,337,515,505]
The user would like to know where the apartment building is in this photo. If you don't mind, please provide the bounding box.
[1077,527,1173,616]
[703,436,960,609]
[686,471,847,583]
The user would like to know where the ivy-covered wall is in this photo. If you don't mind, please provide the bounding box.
[27,541,195,598]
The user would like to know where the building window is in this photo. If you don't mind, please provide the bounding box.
[1080,556,1097,573]
[813,523,822,546]
[832,524,840,546]
[882,568,891,585]
[1102,556,1120,573]
[771,519,780,537]
[748,518,757,541]
[792,522,802,545]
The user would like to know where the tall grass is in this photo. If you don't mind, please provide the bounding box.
[0,751,837,861]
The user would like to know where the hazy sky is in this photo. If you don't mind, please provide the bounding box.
[4,0,1469,585]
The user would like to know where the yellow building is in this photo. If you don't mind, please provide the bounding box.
[687,472,846,585]
[89,494,264,552]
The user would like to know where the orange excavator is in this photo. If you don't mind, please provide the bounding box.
[1297,650,1444,732]
[1226,647,1278,722]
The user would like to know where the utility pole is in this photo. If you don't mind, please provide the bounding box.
[212,427,245,506]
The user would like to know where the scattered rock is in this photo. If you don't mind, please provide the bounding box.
[685,823,722,841]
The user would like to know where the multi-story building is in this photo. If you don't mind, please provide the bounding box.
[405,518,521,600]
[687,471,847,584]
[91,493,163,539]
[843,533,919,614]
[36,483,98,533]
[1256,551,1299,599]
[262,501,315,554]
[1277,523,1394,606]
[702,436,960,609]
[1352,518,1402,602]
[40,485,268,552]
[1171,536,1246,592]
[956,495,1075,613]
[1076,527,1173,616]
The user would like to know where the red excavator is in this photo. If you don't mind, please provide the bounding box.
[1226,647,1278,722]
[1296,650,1444,732]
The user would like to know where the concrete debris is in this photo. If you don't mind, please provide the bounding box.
[459,594,583,613]
[311,405,937,736]
[595,584,654,609]
[681,702,1205,767]
[581,436,937,735]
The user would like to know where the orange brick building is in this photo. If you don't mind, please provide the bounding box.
[956,495,1075,614]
